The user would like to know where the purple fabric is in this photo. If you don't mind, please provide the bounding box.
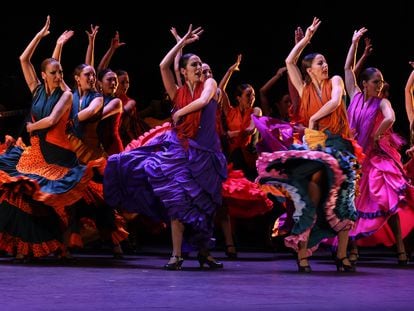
[347,92,380,150]
[104,99,227,248]
[252,115,294,153]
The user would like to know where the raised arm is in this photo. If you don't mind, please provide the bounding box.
[160,25,202,100]
[344,27,367,100]
[308,75,345,130]
[85,25,99,67]
[259,67,287,115]
[405,62,414,127]
[170,27,184,87]
[26,91,72,133]
[354,37,373,78]
[97,31,126,72]
[172,78,217,124]
[170,26,203,87]
[52,30,74,62]
[19,16,51,93]
[219,54,242,93]
[285,17,321,97]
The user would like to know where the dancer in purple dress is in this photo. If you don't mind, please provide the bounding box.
[104,25,227,270]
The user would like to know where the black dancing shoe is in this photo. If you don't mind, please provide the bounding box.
[164,256,184,270]
[197,253,224,269]
[336,257,356,272]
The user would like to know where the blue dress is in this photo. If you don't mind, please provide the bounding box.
[0,85,104,257]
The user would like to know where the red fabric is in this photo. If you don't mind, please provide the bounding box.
[173,83,203,142]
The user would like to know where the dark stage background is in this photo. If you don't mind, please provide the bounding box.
[0,1,412,139]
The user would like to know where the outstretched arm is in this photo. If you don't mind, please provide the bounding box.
[97,31,126,72]
[170,27,183,87]
[354,37,373,78]
[160,25,202,101]
[219,54,242,93]
[85,24,99,67]
[19,16,51,93]
[259,67,287,116]
[344,27,367,100]
[285,17,321,98]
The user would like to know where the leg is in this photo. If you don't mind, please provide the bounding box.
[164,219,185,270]
[295,170,323,272]
[348,238,359,264]
[217,206,237,258]
[388,213,408,265]
[171,218,184,257]
[336,229,355,272]
[297,240,311,272]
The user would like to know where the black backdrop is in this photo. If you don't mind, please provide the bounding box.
[0,1,412,138]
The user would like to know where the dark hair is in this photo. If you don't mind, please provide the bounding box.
[178,53,196,70]
[115,69,128,77]
[359,67,380,86]
[40,58,59,73]
[97,68,115,81]
[301,53,321,84]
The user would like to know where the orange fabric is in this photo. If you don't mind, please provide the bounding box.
[226,107,254,152]
[300,79,351,138]
[0,157,106,226]
[45,108,73,150]
[0,232,62,258]
[16,136,70,180]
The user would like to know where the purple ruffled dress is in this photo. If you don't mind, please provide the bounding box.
[104,99,227,248]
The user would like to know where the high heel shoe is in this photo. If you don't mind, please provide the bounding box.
[197,253,224,269]
[348,251,359,265]
[397,252,409,266]
[164,256,184,270]
[225,245,238,259]
[297,257,312,273]
[336,257,356,272]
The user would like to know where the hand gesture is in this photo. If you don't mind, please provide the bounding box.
[304,17,321,41]
[362,37,373,57]
[181,25,204,45]
[26,122,33,134]
[110,31,126,50]
[230,54,242,72]
[56,30,74,45]
[86,24,99,42]
[352,27,368,44]
[38,15,51,38]
[172,109,182,125]
[294,26,304,44]
[276,66,287,77]
[170,26,203,43]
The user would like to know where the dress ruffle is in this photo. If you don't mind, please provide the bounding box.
[350,135,414,246]
[257,138,359,254]
[222,166,273,218]
[105,130,227,248]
